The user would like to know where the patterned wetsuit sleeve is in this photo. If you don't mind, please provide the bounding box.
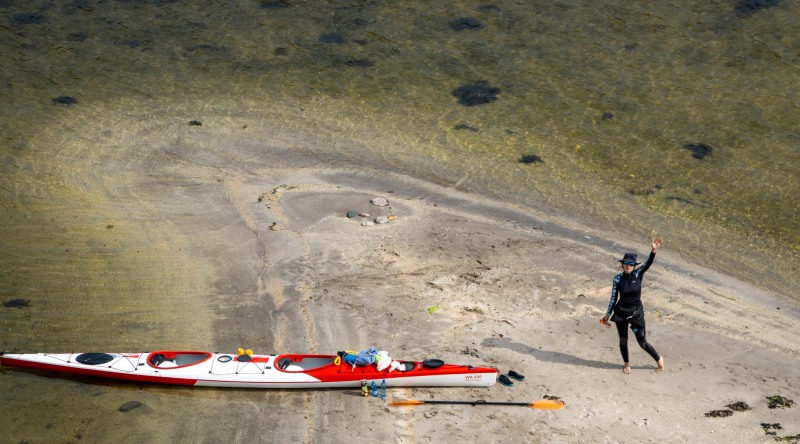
[606,274,620,316]
[637,251,656,277]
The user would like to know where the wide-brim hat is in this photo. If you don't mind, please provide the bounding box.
[618,252,640,265]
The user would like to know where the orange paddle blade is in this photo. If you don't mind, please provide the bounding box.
[529,399,564,410]
[388,400,425,406]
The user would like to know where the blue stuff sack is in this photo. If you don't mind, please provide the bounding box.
[343,353,357,365]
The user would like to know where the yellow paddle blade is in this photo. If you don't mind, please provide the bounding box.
[388,400,425,406]
[529,399,564,410]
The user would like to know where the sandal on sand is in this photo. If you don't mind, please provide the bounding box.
[508,370,525,381]
[498,375,514,386]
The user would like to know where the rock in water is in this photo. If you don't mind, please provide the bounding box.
[3,298,30,308]
[683,143,713,159]
[449,17,483,31]
[118,401,143,412]
[734,0,779,17]
[452,81,500,106]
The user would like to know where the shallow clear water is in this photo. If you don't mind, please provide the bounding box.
[0,0,798,440]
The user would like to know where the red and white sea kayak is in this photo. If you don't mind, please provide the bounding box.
[0,351,497,388]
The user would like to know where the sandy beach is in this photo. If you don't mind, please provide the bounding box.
[3,150,798,443]
[215,168,800,443]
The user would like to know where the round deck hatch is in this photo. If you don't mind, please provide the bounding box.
[75,353,115,365]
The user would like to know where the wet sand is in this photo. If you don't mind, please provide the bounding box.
[2,135,798,442]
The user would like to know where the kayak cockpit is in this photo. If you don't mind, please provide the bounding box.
[148,351,212,369]
[275,355,336,372]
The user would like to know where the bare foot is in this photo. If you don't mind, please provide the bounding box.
[623,363,631,374]
[656,357,664,372]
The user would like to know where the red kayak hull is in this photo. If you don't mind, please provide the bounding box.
[1,351,497,388]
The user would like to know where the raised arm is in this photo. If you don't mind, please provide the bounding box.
[651,237,662,252]
[637,237,662,276]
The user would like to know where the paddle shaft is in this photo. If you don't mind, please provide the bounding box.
[389,399,564,410]
[422,400,530,406]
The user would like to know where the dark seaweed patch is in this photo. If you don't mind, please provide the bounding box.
[519,154,543,164]
[726,401,751,411]
[735,0,779,17]
[763,423,800,443]
[334,15,369,29]
[11,12,47,25]
[683,143,713,159]
[449,17,483,31]
[274,47,289,56]
[68,32,89,42]
[52,96,77,105]
[260,0,290,9]
[343,58,374,67]
[455,123,479,132]
[624,43,639,52]
[182,45,228,59]
[477,5,501,12]
[184,45,222,53]
[186,21,208,31]
[766,395,795,409]
[350,18,369,28]
[73,0,93,11]
[188,120,202,126]
[452,81,500,106]
[628,188,654,196]
[704,409,733,417]
[762,423,783,436]
[461,346,480,357]
[318,33,345,44]
[116,39,143,49]
[601,112,614,121]
[3,298,30,308]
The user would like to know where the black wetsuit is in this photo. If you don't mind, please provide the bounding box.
[605,251,660,363]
